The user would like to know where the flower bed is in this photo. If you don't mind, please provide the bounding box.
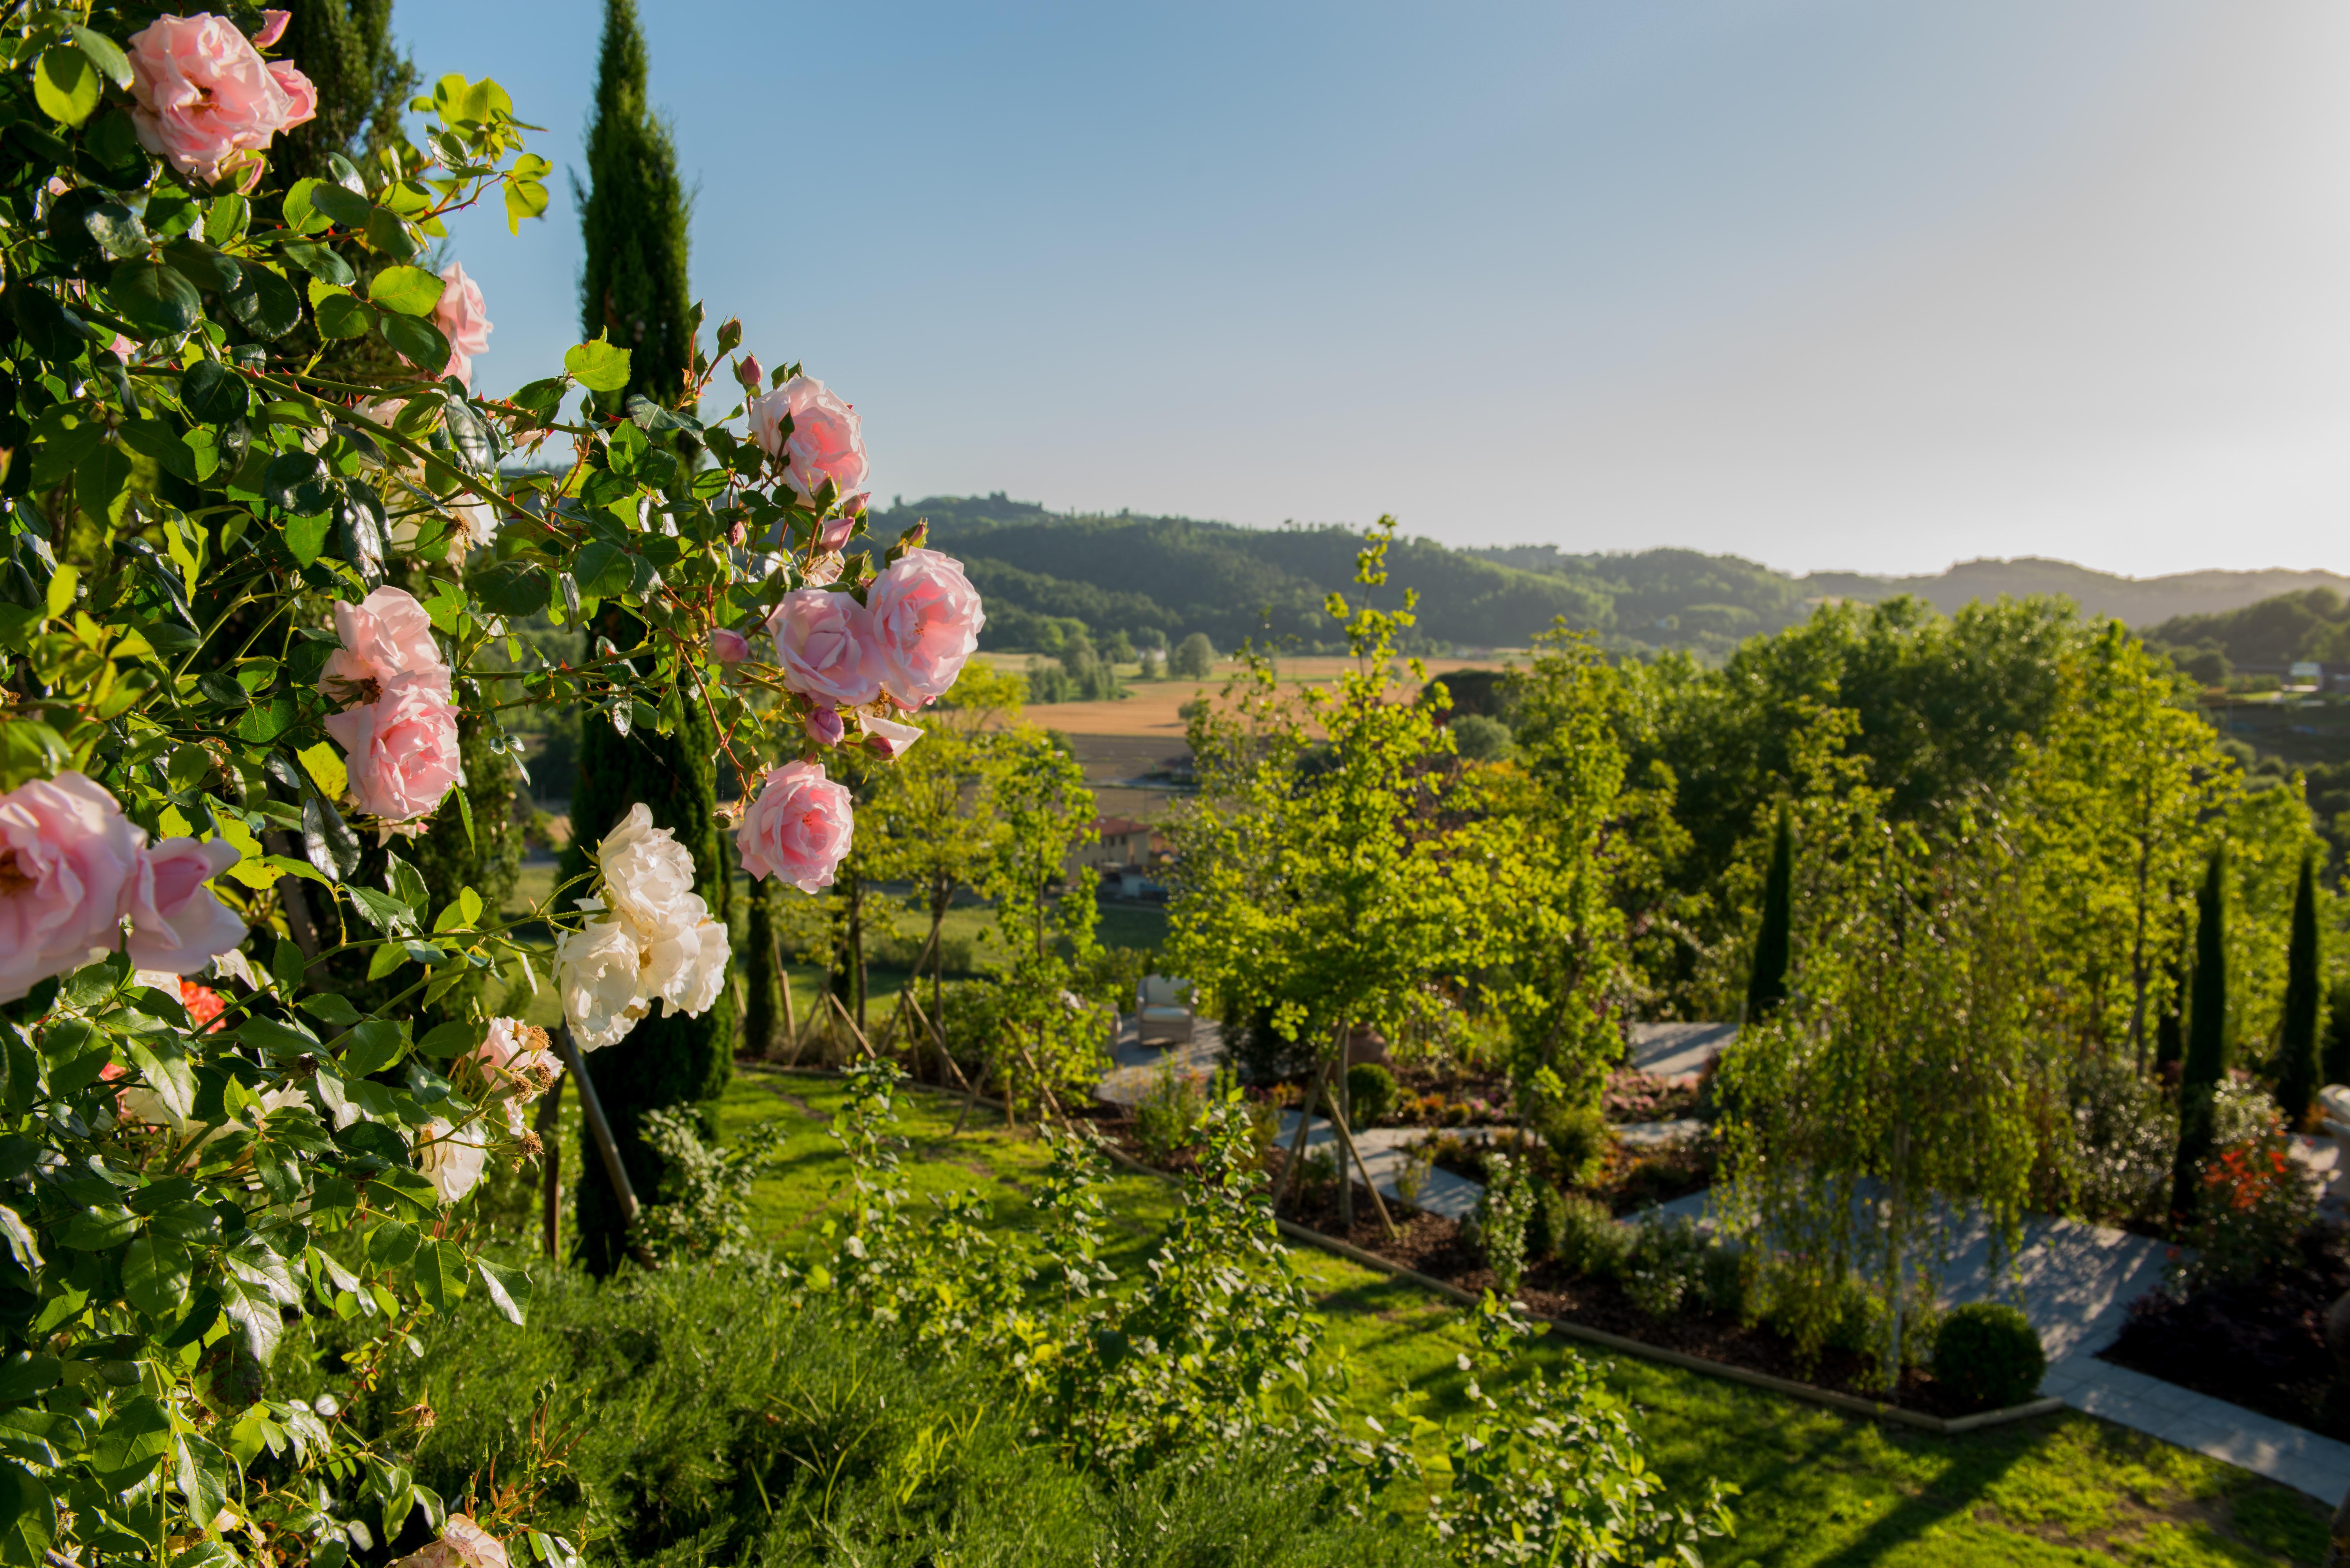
[2100,1225,2350,1434]
[1412,1127,1716,1215]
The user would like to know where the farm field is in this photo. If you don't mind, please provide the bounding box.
[713,1068,2330,1568]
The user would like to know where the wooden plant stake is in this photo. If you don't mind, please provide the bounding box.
[1277,1055,1336,1213]
[1324,1098,1399,1239]
[553,1026,639,1229]
[903,989,981,1133]
[779,970,799,1060]
[827,990,879,1061]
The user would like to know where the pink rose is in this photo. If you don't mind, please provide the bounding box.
[325,674,462,822]
[432,261,492,388]
[736,354,764,389]
[253,10,291,47]
[767,589,882,708]
[709,628,750,665]
[816,512,859,554]
[319,586,448,705]
[866,548,984,709]
[862,714,923,759]
[802,706,845,747]
[736,762,853,893]
[123,838,245,975]
[0,773,142,1002]
[125,14,317,184]
[749,376,868,504]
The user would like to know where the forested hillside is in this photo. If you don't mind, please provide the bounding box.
[880,494,2349,658]
[2148,588,2350,671]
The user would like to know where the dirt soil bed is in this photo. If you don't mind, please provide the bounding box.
[2100,1225,2350,1433]
[1277,1168,1984,1419]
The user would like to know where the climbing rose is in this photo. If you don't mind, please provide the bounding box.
[750,375,868,503]
[802,706,845,747]
[324,674,461,821]
[595,805,702,940]
[710,627,751,665]
[418,1118,486,1204]
[767,588,882,708]
[392,1516,508,1568]
[642,909,730,1018]
[554,916,644,1051]
[0,773,143,1002]
[432,261,492,388]
[736,762,853,893]
[124,14,317,185]
[124,838,245,974]
[319,586,448,704]
[865,548,984,708]
[252,10,290,47]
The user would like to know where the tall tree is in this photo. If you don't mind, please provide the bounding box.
[2277,848,2323,1130]
[274,0,417,180]
[565,0,732,1275]
[1745,802,1793,1024]
[2172,846,2230,1219]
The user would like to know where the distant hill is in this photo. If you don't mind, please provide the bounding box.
[1806,558,2350,627]
[2145,587,2350,671]
[879,496,2350,658]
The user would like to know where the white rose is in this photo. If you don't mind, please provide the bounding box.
[392,1515,509,1568]
[643,912,730,1018]
[418,1117,486,1204]
[596,804,700,938]
[557,916,648,1051]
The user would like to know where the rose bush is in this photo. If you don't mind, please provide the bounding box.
[0,7,970,1564]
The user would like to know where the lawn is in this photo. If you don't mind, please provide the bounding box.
[716,1066,2331,1568]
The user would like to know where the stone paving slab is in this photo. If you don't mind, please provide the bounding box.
[1095,1016,1225,1108]
[1627,1021,1736,1081]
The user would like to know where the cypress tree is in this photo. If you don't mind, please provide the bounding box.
[2277,848,2322,1130]
[565,0,733,1275]
[2172,845,2230,1220]
[1745,802,1793,1024]
[742,875,787,1059]
[2325,974,2350,1091]
[273,0,416,180]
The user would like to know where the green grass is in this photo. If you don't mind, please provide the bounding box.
[722,1067,2331,1567]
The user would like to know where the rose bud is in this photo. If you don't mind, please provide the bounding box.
[817,513,859,553]
[710,628,751,665]
[863,714,924,759]
[737,354,764,390]
[803,706,845,747]
[728,520,747,549]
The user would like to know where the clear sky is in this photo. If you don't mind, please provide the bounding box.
[395,0,2350,579]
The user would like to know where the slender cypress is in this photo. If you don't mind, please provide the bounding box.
[742,874,786,1059]
[1745,801,1794,1024]
[565,0,733,1275]
[2277,848,2322,1130]
[2172,846,2230,1220]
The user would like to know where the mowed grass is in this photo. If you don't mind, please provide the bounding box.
[723,1067,2331,1568]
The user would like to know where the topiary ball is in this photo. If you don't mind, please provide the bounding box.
[1933,1302,2046,1412]
[1345,1062,1400,1127]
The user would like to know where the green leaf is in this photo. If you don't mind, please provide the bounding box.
[121,1236,192,1321]
[564,335,632,393]
[108,261,202,338]
[123,1036,195,1122]
[504,177,550,234]
[180,359,249,422]
[366,207,421,261]
[315,290,374,340]
[0,1355,58,1404]
[341,1020,406,1078]
[413,1240,466,1309]
[278,239,354,286]
[367,265,445,317]
[469,559,551,617]
[224,263,301,339]
[297,740,348,801]
[0,1460,56,1567]
[475,1257,531,1325]
[573,540,634,599]
[34,49,98,129]
[116,418,196,482]
[66,25,132,86]
[386,852,431,916]
[381,312,451,376]
[159,239,240,293]
[284,511,330,567]
[308,183,371,229]
[346,886,416,936]
[58,1205,137,1250]
[262,451,334,515]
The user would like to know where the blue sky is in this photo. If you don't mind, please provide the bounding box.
[395,0,2350,577]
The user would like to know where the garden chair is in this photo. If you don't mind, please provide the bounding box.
[1135,975,1195,1047]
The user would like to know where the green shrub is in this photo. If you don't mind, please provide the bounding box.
[1346,1062,1401,1126]
[1523,1069,1612,1186]
[1472,1151,1538,1295]
[1550,1192,1631,1280]
[1934,1302,2047,1411]
[1133,1059,1209,1163]
[1700,1246,1751,1318]
[1621,1214,1709,1318]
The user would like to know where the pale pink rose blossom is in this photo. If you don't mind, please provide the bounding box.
[431,261,492,388]
[865,548,985,709]
[802,707,845,747]
[749,376,868,503]
[862,714,923,759]
[392,1516,508,1568]
[0,773,143,1002]
[767,589,882,708]
[124,14,317,183]
[324,674,461,821]
[800,553,843,588]
[253,10,291,47]
[709,628,751,665]
[417,1119,486,1204]
[736,762,853,893]
[816,512,859,553]
[123,838,246,975]
[319,586,448,704]
[554,916,644,1051]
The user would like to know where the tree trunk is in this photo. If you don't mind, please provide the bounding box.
[1335,1019,1354,1230]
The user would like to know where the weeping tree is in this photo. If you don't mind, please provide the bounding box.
[564,0,734,1275]
[2171,846,2229,1220]
[2277,849,2323,1131]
